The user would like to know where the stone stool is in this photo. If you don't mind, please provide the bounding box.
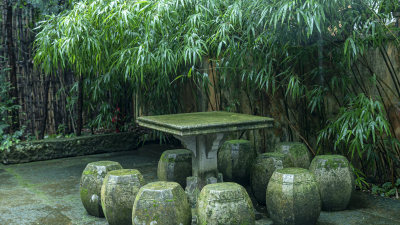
[132,181,191,225]
[157,149,192,187]
[250,152,293,205]
[309,155,354,211]
[218,140,256,184]
[266,168,321,225]
[80,161,122,217]
[101,169,145,225]
[197,182,255,225]
[275,142,310,168]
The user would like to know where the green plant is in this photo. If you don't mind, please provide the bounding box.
[371,179,400,198]
[351,164,370,190]
[33,0,400,182]
[318,94,400,184]
[318,94,391,158]
[0,79,23,151]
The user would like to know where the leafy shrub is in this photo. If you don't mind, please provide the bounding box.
[371,179,400,198]
[0,79,23,151]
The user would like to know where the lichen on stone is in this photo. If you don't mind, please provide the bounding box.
[2,132,140,164]
[274,142,311,169]
[250,152,293,205]
[266,168,321,225]
[157,149,192,188]
[132,181,191,225]
[80,161,122,218]
[218,140,255,185]
[101,169,145,225]
[309,155,354,211]
[197,182,255,225]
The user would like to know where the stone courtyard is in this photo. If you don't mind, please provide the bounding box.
[0,144,399,225]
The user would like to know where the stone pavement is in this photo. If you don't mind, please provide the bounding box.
[0,144,399,225]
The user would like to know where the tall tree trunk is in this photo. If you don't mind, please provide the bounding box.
[76,74,83,136]
[39,75,50,139]
[4,0,20,132]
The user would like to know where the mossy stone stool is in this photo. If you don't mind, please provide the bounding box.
[218,140,256,184]
[266,168,321,225]
[132,181,191,225]
[275,142,310,168]
[80,161,122,217]
[157,149,192,187]
[197,182,255,225]
[101,169,145,225]
[250,152,293,205]
[309,155,354,211]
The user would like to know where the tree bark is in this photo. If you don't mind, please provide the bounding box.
[4,0,20,132]
[76,74,83,136]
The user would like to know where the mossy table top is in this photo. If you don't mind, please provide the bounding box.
[137,111,274,136]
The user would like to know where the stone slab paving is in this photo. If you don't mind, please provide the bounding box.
[0,144,399,225]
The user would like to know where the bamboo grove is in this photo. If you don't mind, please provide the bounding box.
[3,0,400,186]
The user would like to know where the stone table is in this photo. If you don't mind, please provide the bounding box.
[137,111,273,204]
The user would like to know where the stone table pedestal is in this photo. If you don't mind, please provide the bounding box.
[175,133,226,207]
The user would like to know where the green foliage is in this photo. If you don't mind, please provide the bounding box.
[33,0,398,100]
[351,164,370,190]
[33,0,400,181]
[371,179,400,198]
[23,0,74,15]
[0,74,23,151]
[34,0,184,122]
[318,94,391,158]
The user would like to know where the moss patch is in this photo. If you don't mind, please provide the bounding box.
[218,139,255,185]
[197,182,255,225]
[132,181,191,225]
[311,155,349,170]
[309,154,354,211]
[108,169,141,176]
[225,139,249,144]
[277,167,308,175]
[157,150,192,187]
[275,142,310,168]
[2,132,141,164]
[80,161,122,217]
[266,169,321,225]
[137,111,273,136]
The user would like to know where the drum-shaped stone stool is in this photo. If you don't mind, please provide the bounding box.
[197,182,255,225]
[275,142,310,168]
[218,140,256,184]
[250,152,293,205]
[101,169,145,225]
[157,149,192,187]
[80,161,122,217]
[309,155,354,211]
[132,181,191,225]
[266,168,321,225]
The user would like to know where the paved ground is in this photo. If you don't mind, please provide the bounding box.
[0,144,399,225]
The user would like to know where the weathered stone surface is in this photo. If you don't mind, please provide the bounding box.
[275,142,310,168]
[137,111,274,136]
[101,169,145,225]
[309,155,354,211]
[250,152,293,205]
[1,132,141,165]
[217,140,255,185]
[266,168,321,225]
[185,176,202,208]
[80,161,122,217]
[157,149,192,187]
[132,181,191,225]
[197,182,255,225]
